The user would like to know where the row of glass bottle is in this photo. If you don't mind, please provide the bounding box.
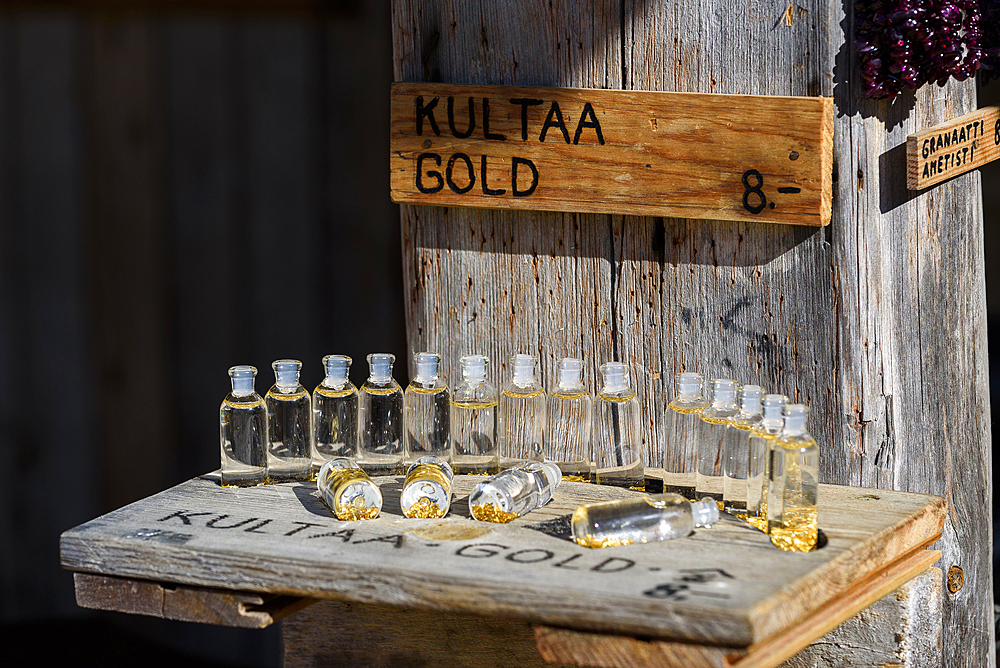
[320,454,719,549]
[220,352,645,490]
[664,373,819,552]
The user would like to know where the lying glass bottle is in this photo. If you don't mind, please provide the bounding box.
[400,455,454,519]
[317,457,382,521]
[468,461,562,523]
[571,493,719,548]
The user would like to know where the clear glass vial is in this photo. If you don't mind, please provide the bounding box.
[317,457,382,521]
[695,379,739,508]
[312,355,359,478]
[404,352,451,463]
[747,394,787,531]
[571,493,719,549]
[450,355,499,475]
[768,404,819,552]
[400,455,454,518]
[544,358,593,481]
[468,461,561,523]
[497,354,546,467]
[220,365,268,487]
[593,362,644,490]
[722,384,764,518]
[358,353,404,475]
[662,372,709,500]
[265,359,312,483]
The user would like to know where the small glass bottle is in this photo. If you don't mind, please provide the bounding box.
[468,461,561,523]
[497,354,546,468]
[317,457,382,520]
[695,379,739,508]
[544,357,593,481]
[722,384,764,518]
[571,494,719,548]
[404,352,451,463]
[768,404,819,552]
[358,353,404,475]
[747,394,788,531]
[312,355,359,478]
[220,365,268,487]
[400,455,454,518]
[265,359,312,482]
[662,372,709,500]
[593,362,644,490]
[450,355,498,475]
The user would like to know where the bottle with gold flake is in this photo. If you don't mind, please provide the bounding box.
[695,379,739,508]
[468,461,561,523]
[317,457,382,521]
[768,404,819,552]
[400,455,454,518]
[746,394,787,531]
[571,494,718,549]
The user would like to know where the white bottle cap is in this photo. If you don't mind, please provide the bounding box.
[712,379,738,405]
[272,359,302,390]
[600,362,630,393]
[761,394,788,428]
[675,372,703,399]
[556,358,584,388]
[413,352,442,383]
[322,355,351,385]
[739,385,765,414]
[367,353,395,382]
[229,365,257,397]
[460,354,489,382]
[511,354,538,386]
[692,498,720,527]
[783,404,809,434]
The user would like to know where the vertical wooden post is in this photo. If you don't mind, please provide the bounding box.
[391,2,993,665]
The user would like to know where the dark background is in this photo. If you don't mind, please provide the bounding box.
[0,5,996,666]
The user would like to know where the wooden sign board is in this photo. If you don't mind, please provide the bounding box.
[61,471,943,647]
[907,106,1000,190]
[390,83,833,227]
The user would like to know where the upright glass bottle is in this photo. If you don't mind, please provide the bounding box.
[358,353,404,475]
[747,394,787,531]
[497,354,546,468]
[544,357,592,481]
[404,352,450,463]
[312,354,359,478]
[722,384,764,518]
[571,494,719,548]
[220,365,268,487]
[663,372,709,500]
[695,379,739,508]
[450,355,498,475]
[593,362,644,490]
[265,359,312,482]
[768,404,819,552]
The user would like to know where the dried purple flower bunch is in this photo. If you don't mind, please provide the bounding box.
[856,0,983,99]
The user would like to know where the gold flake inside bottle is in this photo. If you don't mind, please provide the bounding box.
[571,494,718,548]
[746,394,787,531]
[468,461,561,523]
[400,455,454,518]
[317,457,382,521]
[768,404,819,552]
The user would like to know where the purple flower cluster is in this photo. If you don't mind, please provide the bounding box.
[856,0,984,99]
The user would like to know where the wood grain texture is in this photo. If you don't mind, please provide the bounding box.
[906,106,999,189]
[74,572,315,628]
[60,474,944,647]
[390,82,833,226]
[391,2,993,666]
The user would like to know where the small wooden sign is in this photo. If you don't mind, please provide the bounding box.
[390,83,833,227]
[907,106,1000,190]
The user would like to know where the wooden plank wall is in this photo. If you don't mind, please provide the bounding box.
[0,5,403,641]
[391,1,994,667]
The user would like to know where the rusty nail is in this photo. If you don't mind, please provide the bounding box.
[947,565,964,594]
[422,139,432,149]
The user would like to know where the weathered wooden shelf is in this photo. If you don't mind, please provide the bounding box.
[60,471,944,667]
